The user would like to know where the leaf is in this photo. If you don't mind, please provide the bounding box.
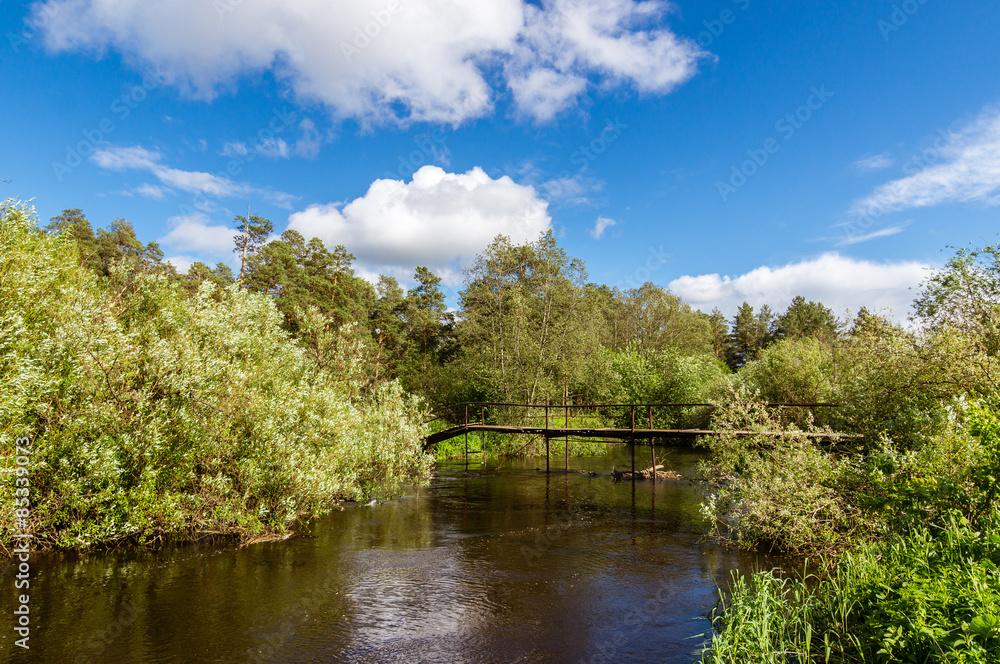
[968,614,1000,639]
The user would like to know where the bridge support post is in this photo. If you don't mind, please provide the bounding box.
[545,404,550,472]
[465,404,469,471]
[565,404,569,474]
[630,405,635,481]
[648,405,655,483]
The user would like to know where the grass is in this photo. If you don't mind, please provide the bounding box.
[701,513,1000,663]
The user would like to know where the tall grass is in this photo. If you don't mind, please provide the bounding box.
[702,513,1000,663]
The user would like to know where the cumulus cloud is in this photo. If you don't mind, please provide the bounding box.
[33,0,705,124]
[668,253,930,321]
[590,215,617,239]
[850,106,1000,219]
[158,212,235,255]
[287,165,551,284]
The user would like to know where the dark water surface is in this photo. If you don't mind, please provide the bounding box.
[2,446,778,664]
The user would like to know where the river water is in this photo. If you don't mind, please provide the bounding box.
[2,445,777,664]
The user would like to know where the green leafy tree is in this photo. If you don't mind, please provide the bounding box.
[0,200,431,550]
[458,231,592,407]
[600,283,712,358]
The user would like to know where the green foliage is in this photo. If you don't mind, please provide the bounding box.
[703,513,1000,663]
[699,390,861,555]
[829,314,962,448]
[599,282,713,358]
[45,208,171,282]
[774,295,838,342]
[457,232,593,407]
[738,337,836,427]
[0,201,431,550]
[843,399,1000,535]
[727,302,775,370]
[233,211,273,288]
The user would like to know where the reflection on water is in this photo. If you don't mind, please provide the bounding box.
[1,445,778,664]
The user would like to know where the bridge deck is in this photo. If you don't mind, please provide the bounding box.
[425,423,856,447]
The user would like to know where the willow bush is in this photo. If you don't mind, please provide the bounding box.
[0,201,432,550]
[699,390,866,556]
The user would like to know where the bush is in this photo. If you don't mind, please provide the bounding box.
[0,201,432,549]
[699,390,865,555]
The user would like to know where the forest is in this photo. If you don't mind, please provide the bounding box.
[4,199,1000,661]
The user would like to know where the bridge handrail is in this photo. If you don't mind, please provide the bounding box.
[426,401,839,424]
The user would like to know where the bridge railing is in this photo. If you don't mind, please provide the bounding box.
[427,401,839,433]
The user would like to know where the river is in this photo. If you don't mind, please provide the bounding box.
[2,445,778,664]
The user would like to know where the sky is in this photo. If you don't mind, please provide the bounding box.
[2,0,999,321]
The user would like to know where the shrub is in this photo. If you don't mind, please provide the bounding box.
[0,201,432,549]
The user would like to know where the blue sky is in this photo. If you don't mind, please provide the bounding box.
[2,0,999,319]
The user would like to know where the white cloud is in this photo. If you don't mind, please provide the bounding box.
[508,0,704,119]
[34,0,705,124]
[852,152,894,173]
[257,137,290,159]
[294,119,323,159]
[590,215,617,239]
[158,212,235,255]
[222,137,289,159]
[164,255,195,272]
[90,144,296,207]
[836,223,907,247]
[850,106,1000,219]
[135,183,170,199]
[668,253,930,321]
[287,165,551,285]
[220,141,249,158]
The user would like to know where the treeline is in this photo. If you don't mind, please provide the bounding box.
[0,201,432,550]
[43,208,848,416]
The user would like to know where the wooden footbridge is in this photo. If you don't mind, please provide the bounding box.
[425,401,848,475]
